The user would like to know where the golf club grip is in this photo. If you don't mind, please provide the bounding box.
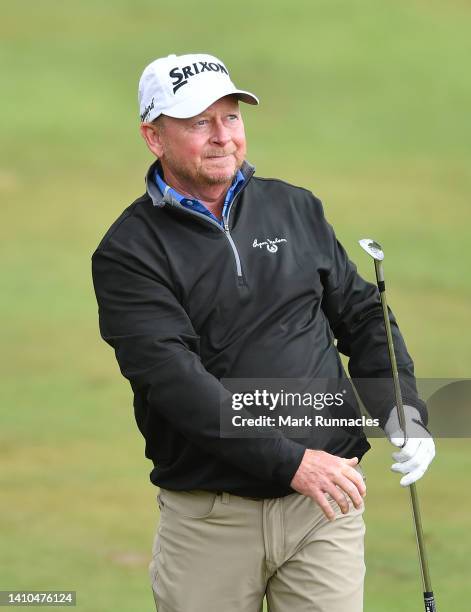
[424,591,436,611]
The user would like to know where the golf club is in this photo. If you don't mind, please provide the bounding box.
[358,238,437,612]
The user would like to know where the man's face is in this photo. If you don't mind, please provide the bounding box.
[145,95,247,189]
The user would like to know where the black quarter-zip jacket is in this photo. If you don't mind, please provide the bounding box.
[92,160,427,498]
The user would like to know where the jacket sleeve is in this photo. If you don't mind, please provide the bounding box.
[317,201,428,427]
[91,240,305,486]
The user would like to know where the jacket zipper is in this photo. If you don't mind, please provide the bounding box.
[164,190,246,285]
[222,216,243,279]
[222,194,244,283]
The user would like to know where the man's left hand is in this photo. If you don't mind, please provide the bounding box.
[383,405,435,487]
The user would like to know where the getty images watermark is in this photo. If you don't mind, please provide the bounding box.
[231,388,379,429]
[219,378,471,439]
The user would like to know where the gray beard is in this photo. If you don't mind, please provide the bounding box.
[196,168,238,186]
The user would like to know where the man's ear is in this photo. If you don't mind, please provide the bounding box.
[140,123,164,158]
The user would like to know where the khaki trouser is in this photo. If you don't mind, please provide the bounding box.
[149,467,366,612]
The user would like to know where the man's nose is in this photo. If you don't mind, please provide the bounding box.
[210,120,231,145]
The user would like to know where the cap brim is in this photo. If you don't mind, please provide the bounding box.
[161,86,259,119]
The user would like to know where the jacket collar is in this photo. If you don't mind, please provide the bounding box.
[145,159,255,208]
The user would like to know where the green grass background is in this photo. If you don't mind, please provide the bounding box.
[1,1,470,610]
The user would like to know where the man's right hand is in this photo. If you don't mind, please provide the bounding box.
[290,449,366,521]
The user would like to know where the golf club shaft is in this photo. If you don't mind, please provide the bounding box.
[374,259,436,611]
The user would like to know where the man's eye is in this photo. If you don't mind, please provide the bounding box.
[196,120,208,126]
[228,115,238,121]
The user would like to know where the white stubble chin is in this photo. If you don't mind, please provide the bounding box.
[200,154,239,185]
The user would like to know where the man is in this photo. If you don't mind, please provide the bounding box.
[91,53,435,611]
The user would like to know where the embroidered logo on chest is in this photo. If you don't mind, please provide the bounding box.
[252,237,287,253]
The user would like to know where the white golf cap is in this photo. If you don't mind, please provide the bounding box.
[138,53,259,122]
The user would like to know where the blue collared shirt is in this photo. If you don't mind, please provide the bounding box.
[155,168,245,227]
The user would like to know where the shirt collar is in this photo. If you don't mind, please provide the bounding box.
[154,165,245,206]
[145,159,255,208]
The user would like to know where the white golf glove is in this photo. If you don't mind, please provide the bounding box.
[383,405,435,487]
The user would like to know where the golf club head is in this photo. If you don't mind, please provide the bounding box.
[358,238,384,261]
